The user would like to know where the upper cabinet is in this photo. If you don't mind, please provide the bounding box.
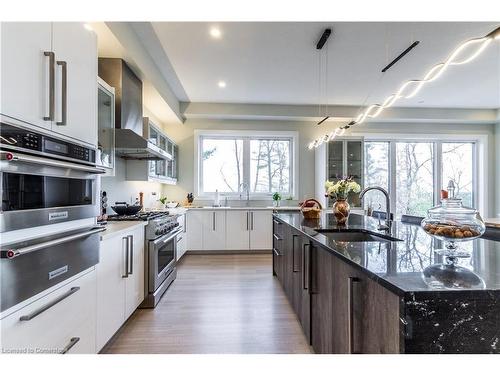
[97,78,115,173]
[1,22,98,147]
[315,137,364,208]
[126,118,178,185]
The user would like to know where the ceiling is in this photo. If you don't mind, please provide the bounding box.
[151,22,500,109]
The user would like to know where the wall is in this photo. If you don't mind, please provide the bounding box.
[100,106,168,212]
[496,122,500,218]
[161,119,497,216]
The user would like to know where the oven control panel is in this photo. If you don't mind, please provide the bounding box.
[0,122,96,164]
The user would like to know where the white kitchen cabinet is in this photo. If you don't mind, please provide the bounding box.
[226,210,251,250]
[0,22,98,147]
[249,210,273,250]
[186,210,203,250]
[0,23,53,130]
[124,226,145,318]
[96,234,126,351]
[96,226,144,351]
[51,23,97,146]
[202,210,226,250]
[176,214,187,260]
[1,268,97,354]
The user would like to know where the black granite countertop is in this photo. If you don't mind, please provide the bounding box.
[273,212,500,297]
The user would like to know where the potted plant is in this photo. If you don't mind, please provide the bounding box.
[325,177,361,225]
[272,192,282,207]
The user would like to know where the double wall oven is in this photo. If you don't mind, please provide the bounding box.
[1,120,103,232]
[0,118,105,313]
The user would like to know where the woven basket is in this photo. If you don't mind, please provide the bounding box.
[300,199,322,219]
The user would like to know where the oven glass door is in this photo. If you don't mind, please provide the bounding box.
[1,172,93,211]
[156,236,175,277]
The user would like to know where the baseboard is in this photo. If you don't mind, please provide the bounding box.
[186,249,272,255]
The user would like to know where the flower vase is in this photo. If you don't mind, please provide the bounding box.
[333,198,350,225]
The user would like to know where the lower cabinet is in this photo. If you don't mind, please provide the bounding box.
[1,269,97,354]
[96,226,144,351]
[273,217,401,354]
[187,209,273,251]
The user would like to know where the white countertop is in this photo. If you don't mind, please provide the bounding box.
[184,206,301,211]
[100,221,147,241]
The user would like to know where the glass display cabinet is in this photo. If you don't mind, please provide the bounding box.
[97,77,115,175]
[315,137,364,209]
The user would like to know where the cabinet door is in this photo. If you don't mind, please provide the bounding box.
[331,257,400,354]
[272,219,284,282]
[249,210,272,250]
[202,211,226,250]
[0,22,52,130]
[310,244,335,354]
[226,210,250,250]
[186,211,203,250]
[1,269,97,354]
[125,227,145,318]
[96,235,127,351]
[52,22,97,146]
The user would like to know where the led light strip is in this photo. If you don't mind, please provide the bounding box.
[308,26,500,150]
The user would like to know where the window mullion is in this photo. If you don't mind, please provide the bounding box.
[243,138,251,194]
[389,141,397,217]
[435,142,442,207]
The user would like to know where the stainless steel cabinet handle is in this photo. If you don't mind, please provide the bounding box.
[122,236,129,278]
[19,287,80,321]
[1,227,106,259]
[292,234,299,272]
[60,337,80,354]
[348,276,361,354]
[273,233,282,241]
[246,211,249,231]
[0,151,106,174]
[43,51,55,121]
[273,248,280,256]
[56,61,67,126]
[127,235,133,275]
[251,212,254,230]
[303,243,310,290]
[273,219,281,225]
[213,212,216,231]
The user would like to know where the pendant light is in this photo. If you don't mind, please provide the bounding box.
[309,25,500,149]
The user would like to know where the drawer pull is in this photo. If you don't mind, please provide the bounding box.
[60,337,80,354]
[19,287,80,321]
[273,233,282,241]
[273,248,281,256]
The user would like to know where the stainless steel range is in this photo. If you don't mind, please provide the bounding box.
[108,212,181,307]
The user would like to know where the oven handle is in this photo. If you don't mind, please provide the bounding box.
[152,228,183,246]
[0,151,105,174]
[1,227,106,259]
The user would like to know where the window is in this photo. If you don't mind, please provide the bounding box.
[441,142,474,208]
[364,140,476,218]
[395,142,434,217]
[197,131,297,198]
[364,142,389,212]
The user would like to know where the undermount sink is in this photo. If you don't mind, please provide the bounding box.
[314,229,402,242]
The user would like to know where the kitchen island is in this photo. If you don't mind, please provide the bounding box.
[272,212,500,354]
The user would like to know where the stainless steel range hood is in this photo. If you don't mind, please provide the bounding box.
[115,129,170,160]
[98,58,169,161]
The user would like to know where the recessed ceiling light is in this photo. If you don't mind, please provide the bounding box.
[83,23,93,32]
[210,27,222,39]
[217,81,226,88]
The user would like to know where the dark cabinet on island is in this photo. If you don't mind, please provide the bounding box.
[272,212,500,354]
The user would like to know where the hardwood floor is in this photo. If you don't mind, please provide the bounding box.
[103,254,312,354]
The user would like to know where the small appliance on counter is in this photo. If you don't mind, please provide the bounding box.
[110,201,143,216]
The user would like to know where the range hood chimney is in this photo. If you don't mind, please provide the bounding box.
[98,58,168,160]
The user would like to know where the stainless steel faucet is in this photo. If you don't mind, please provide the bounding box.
[239,182,250,206]
[359,186,392,231]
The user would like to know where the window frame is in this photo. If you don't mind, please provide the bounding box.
[357,132,485,217]
[194,129,299,200]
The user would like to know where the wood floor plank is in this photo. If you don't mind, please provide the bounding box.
[103,254,313,354]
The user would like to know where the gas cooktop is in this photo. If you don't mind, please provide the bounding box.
[107,211,170,221]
